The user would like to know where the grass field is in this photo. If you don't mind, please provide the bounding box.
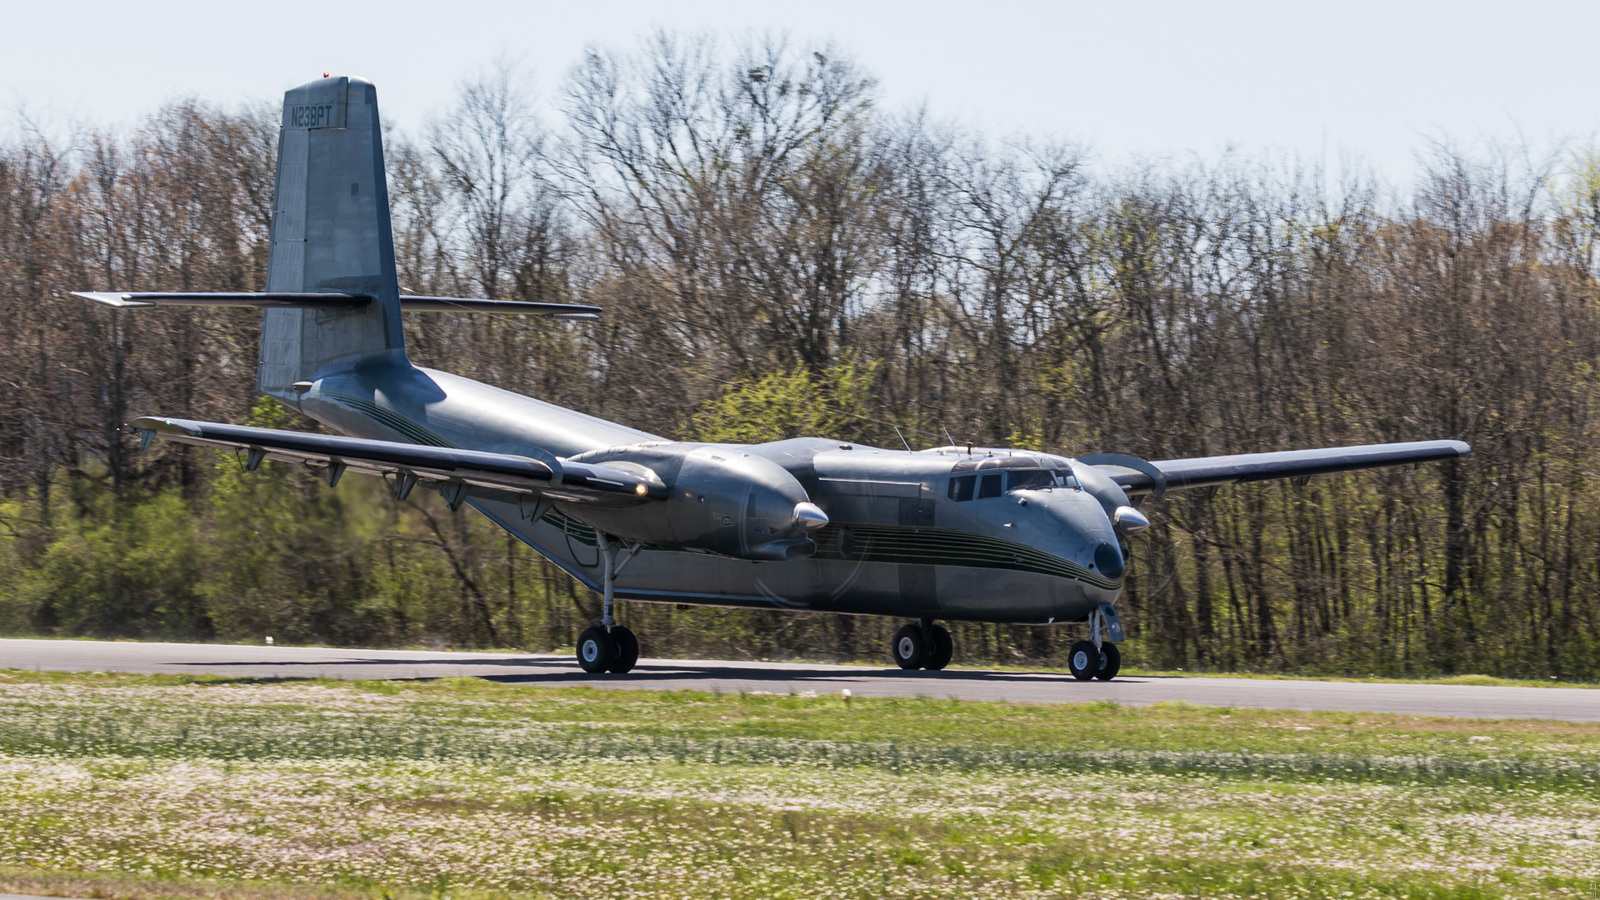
[1,671,1598,899]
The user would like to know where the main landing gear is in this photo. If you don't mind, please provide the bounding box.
[891,619,954,671]
[1068,605,1121,681]
[577,532,642,675]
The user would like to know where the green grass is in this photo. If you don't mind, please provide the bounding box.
[1,671,1598,899]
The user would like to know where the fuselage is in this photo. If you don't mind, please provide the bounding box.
[282,361,1125,624]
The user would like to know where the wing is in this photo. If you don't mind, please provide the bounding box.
[130,416,661,506]
[1086,440,1470,496]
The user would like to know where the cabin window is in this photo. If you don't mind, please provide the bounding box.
[978,472,1003,499]
[947,474,976,501]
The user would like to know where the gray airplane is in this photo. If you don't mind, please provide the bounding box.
[74,76,1469,679]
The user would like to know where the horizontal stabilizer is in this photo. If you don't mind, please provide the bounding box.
[129,416,659,504]
[1094,440,1471,495]
[398,296,602,319]
[73,291,368,310]
[74,291,601,318]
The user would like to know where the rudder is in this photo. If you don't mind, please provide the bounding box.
[258,75,405,398]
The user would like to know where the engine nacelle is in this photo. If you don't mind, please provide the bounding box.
[562,444,827,560]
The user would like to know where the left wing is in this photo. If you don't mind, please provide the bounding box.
[129,416,662,507]
[1086,440,1470,496]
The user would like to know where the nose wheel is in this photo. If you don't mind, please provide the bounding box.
[1096,642,1121,680]
[1067,640,1121,680]
[1068,640,1099,680]
[891,620,954,670]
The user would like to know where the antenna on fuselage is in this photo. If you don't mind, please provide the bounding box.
[942,427,955,447]
[893,425,912,452]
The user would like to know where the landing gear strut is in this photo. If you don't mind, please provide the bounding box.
[891,619,954,671]
[577,532,642,674]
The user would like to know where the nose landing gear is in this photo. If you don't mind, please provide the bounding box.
[1069,605,1122,681]
[891,619,954,670]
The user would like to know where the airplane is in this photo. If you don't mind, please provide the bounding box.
[72,76,1470,680]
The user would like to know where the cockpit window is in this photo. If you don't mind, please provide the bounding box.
[950,468,1074,501]
[1007,469,1077,492]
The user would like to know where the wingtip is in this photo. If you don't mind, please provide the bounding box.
[71,291,150,308]
[127,416,201,436]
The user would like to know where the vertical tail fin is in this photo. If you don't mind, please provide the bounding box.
[257,75,405,398]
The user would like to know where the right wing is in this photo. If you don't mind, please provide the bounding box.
[1085,440,1470,496]
[130,416,660,505]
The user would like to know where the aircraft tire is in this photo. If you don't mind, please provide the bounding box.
[576,626,614,674]
[1094,643,1121,681]
[891,624,926,669]
[1068,640,1100,681]
[608,626,639,674]
[924,625,954,670]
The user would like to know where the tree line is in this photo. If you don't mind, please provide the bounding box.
[3,33,1598,678]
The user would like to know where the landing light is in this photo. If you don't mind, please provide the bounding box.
[635,483,647,496]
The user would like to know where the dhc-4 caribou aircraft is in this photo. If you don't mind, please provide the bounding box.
[74,76,1470,679]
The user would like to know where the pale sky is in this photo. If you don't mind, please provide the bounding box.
[5,0,1594,183]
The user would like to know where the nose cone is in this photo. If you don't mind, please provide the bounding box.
[1093,541,1125,579]
[793,502,829,532]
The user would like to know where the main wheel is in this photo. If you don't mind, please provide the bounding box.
[924,624,953,671]
[891,624,926,670]
[608,626,639,674]
[1094,642,1121,681]
[1067,640,1100,681]
[576,626,614,674]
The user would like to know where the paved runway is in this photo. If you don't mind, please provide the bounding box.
[2,638,1596,721]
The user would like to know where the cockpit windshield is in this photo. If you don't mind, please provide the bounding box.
[1007,469,1075,491]
[947,465,1077,501]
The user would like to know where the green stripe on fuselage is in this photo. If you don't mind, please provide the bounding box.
[322,392,458,448]
[814,523,1123,591]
